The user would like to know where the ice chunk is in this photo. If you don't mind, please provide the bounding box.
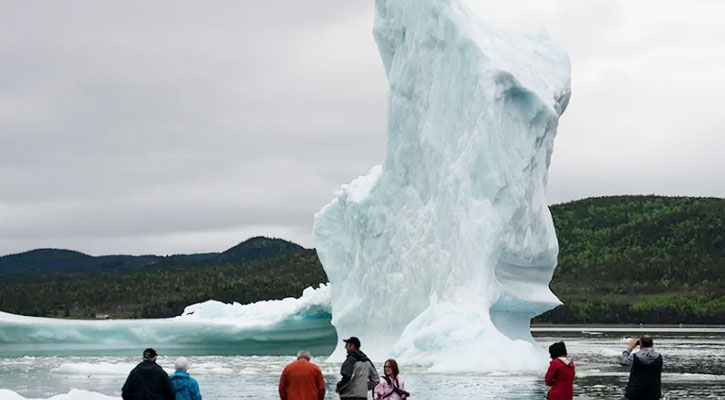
[0,285,334,356]
[50,361,138,376]
[313,0,569,371]
[0,389,118,400]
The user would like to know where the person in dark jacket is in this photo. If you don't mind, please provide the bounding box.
[545,341,575,400]
[618,335,663,400]
[335,337,379,400]
[122,348,176,400]
[169,357,202,400]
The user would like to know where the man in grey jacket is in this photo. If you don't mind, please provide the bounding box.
[618,335,663,400]
[335,337,379,400]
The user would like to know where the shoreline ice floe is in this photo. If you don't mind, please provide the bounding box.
[0,389,117,400]
[0,285,334,356]
[314,0,570,371]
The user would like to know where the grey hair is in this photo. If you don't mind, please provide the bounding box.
[174,357,190,371]
[296,350,311,360]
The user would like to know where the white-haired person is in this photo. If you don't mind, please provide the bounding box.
[279,350,326,400]
[169,357,202,400]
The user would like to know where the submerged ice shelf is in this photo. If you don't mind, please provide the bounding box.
[0,285,335,356]
[313,0,570,371]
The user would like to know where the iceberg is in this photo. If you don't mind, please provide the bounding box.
[313,0,570,371]
[0,285,334,356]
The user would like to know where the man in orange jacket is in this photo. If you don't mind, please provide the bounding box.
[279,350,326,400]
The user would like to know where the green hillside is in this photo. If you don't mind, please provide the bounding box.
[0,247,324,319]
[0,237,317,318]
[0,196,722,323]
[538,195,724,324]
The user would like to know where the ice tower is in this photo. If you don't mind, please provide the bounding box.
[313,0,570,371]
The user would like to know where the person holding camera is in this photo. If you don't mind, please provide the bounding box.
[373,359,409,400]
[618,335,663,400]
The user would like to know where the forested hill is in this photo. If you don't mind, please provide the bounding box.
[0,237,316,318]
[0,196,723,323]
[539,195,724,324]
[0,236,304,275]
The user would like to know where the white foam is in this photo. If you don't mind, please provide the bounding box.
[239,367,260,375]
[187,362,235,375]
[576,369,628,378]
[50,362,137,376]
[663,373,725,382]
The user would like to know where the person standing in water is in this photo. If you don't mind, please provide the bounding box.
[618,335,663,400]
[545,341,575,400]
[170,357,202,400]
[121,348,175,400]
[279,350,326,400]
[336,337,379,400]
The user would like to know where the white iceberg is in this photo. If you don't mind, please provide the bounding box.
[313,0,570,371]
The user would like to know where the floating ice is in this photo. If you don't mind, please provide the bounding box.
[0,285,334,356]
[0,389,117,400]
[51,362,138,376]
[313,0,570,371]
[48,361,238,377]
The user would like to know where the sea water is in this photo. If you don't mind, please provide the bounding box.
[1,328,723,400]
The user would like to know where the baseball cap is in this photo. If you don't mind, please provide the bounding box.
[342,337,361,349]
[143,348,158,359]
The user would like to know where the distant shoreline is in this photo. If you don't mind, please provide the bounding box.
[531,324,725,332]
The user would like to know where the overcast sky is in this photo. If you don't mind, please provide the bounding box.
[1,0,723,256]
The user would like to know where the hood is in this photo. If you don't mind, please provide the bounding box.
[635,347,661,365]
[170,371,191,389]
[557,356,574,367]
[137,360,162,373]
[347,349,370,362]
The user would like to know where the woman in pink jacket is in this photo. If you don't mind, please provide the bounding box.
[373,359,409,400]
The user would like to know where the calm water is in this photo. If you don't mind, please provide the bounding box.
[1,328,723,399]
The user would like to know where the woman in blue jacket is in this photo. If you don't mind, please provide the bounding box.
[169,357,202,400]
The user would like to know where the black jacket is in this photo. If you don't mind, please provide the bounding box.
[624,349,663,400]
[122,360,176,400]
